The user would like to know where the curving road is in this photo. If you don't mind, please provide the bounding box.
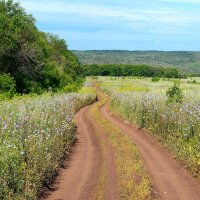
[43,101,200,200]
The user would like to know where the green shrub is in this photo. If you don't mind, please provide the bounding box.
[152,77,160,82]
[166,82,184,103]
[0,73,16,99]
[192,79,197,84]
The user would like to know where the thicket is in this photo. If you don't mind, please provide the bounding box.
[0,0,82,98]
[83,64,185,78]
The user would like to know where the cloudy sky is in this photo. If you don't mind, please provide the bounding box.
[19,0,200,50]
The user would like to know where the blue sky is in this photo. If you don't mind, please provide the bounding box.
[19,0,200,50]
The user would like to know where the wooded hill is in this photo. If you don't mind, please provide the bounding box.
[73,50,200,75]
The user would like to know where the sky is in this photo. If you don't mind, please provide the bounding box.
[18,0,200,51]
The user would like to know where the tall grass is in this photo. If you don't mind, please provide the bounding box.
[99,77,200,180]
[0,93,96,199]
[110,92,200,180]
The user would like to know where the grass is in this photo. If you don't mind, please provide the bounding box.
[91,89,152,199]
[0,89,96,199]
[99,76,200,181]
[92,127,107,200]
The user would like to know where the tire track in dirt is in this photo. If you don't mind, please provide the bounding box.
[43,103,118,200]
[101,102,200,200]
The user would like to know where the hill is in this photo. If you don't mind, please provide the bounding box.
[73,50,200,75]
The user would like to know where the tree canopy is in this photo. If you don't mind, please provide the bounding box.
[82,64,185,78]
[0,0,82,96]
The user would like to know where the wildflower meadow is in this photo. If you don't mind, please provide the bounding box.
[0,92,96,199]
[100,77,200,180]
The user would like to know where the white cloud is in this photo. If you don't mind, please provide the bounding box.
[20,0,200,27]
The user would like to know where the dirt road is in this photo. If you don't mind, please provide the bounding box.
[44,100,200,200]
[101,102,200,200]
[44,103,118,200]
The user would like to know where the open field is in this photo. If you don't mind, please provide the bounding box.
[43,79,200,200]
[1,77,200,200]
[99,76,200,180]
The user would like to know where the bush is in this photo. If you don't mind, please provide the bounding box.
[152,77,160,82]
[166,82,184,103]
[192,79,197,84]
[0,73,16,98]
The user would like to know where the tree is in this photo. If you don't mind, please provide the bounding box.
[0,1,44,79]
[0,0,82,94]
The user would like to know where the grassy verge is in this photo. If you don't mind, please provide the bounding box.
[99,76,200,181]
[110,92,200,181]
[0,93,96,200]
[91,90,152,199]
[92,128,107,200]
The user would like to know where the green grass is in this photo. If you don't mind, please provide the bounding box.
[99,76,200,181]
[0,89,96,199]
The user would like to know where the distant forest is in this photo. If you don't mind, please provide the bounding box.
[73,50,200,76]
[82,64,185,78]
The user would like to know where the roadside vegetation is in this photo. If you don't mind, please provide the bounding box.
[0,1,97,199]
[0,92,96,199]
[99,76,200,181]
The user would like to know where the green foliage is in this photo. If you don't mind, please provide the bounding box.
[0,73,16,99]
[187,79,197,84]
[0,92,96,199]
[0,0,82,96]
[73,50,200,75]
[166,82,184,103]
[100,77,200,180]
[83,64,185,78]
[152,77,160,82]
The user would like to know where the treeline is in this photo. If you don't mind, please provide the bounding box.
[74,50,200,75]
[0,0,83,99]
[83,64,186,78]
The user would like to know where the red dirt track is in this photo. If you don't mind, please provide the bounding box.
[101,102,200,200]
[44,104,118,200]
[43,101,200,200]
